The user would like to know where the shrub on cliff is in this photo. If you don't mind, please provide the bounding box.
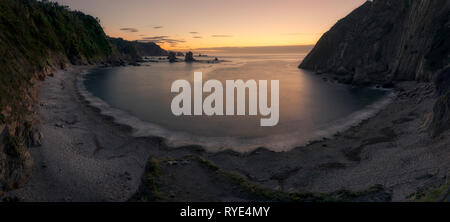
[0,0,114,193]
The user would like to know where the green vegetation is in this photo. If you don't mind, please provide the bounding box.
[109,37,167,61]
[0,0,116,120]
[197,156,387,202]
[0,0,167,193]
[140,158,165,201]
[134,155,391,202]
[407,182,450,202]
[0,0,168,119]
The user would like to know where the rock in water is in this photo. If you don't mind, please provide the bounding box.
[185,51,195,63]
[168,52,177,63]
[299,0,450,84]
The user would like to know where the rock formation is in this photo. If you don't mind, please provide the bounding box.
[0,0,167,195]
[428,66,450,136]
[168,52,177,63]
[299,0,450,137]
[299,0,450,85]
[109,38,168,62]
[185,51,196,63]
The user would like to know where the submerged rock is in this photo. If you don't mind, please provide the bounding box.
[128,61,141,66]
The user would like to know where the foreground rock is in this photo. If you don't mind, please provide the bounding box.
[428,66,450,136]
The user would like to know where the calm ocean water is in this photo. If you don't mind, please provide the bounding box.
[80,53,393,152]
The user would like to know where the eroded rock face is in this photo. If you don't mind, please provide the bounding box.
[429,67,450,136]
[435,66,450,96]
[0,123,34,194]
[299,0,450,84]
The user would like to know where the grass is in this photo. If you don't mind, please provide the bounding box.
[0,0,116,117]
[135,155,391,202]
[141,158,165,201]
[408,182,450,202]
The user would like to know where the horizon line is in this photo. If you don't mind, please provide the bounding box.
[164,44,316,52]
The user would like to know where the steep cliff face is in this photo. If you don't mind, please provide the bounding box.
[0,0,166,194]
[0,0,116,194]
[109,37,168,61]
[299,0,450,84]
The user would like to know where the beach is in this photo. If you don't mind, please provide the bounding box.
[5,66,450,201]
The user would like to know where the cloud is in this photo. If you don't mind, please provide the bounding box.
[211,35,233,37]
[140,36,186,46]
[153,26,163,29]
[142,36,170,40]
[120,27,139,32]
[189,32,198,34]
[192,36,202,39]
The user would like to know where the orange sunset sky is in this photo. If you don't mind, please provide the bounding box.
[53,0,366,50]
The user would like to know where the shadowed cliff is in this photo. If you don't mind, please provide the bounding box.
[299,0,449,84]
[0,0,166,194]
[299,0,450,137]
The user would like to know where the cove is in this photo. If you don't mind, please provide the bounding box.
[171,72,280,126]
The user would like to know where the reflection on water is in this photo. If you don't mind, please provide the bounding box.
[82,54,392,152]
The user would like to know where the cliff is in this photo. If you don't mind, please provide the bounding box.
[109,37,168,62]
[0,0,165,194]
[299,0,449,84]
[299,0,450,137]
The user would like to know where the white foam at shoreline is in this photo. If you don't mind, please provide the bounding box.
[77,70,395,153]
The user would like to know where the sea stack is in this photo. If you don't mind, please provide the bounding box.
[168,51,177,63]
[185,51,195,63]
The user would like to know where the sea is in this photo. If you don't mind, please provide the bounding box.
[78,50,393,152]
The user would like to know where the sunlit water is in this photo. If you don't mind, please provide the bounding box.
[79,53,393,152]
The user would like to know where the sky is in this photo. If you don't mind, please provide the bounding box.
[53,0,366,50]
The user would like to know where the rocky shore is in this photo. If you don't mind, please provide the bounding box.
[2,0,449,202]
[3,65,449,202]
